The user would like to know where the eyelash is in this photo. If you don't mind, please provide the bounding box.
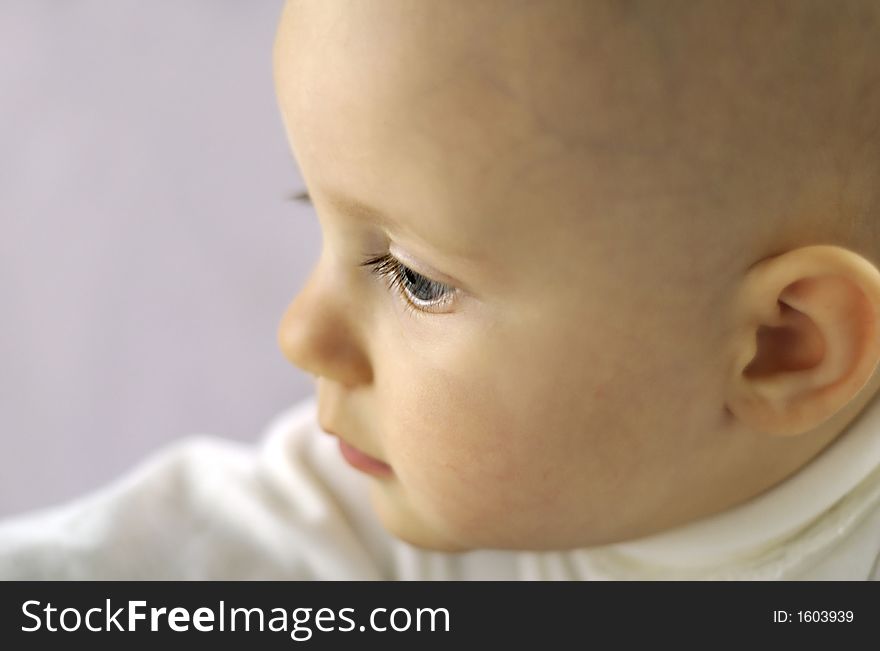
[359,253,456,316]
[286,189,456,316]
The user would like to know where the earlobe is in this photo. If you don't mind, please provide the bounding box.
[726,244,880,436]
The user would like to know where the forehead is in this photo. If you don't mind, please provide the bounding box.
[272,0,706,283]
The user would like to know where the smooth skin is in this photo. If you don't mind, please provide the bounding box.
[273,0,880,551]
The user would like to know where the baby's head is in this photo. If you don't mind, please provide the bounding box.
[272,0,880,552]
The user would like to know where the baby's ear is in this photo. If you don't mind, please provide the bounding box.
[725,244,880,436]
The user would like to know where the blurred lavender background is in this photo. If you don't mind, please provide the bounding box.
[0,0,319,516]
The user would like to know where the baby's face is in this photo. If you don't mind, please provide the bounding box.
[273,1,772,550]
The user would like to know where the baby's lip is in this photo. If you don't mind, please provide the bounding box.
[319,423,393,477]
[336,438,394,477]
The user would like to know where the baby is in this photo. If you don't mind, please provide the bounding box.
[274,0,880,555]
[2,0,880,580]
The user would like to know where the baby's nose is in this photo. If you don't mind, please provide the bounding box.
[276,265,372,388]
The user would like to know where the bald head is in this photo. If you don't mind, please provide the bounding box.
[477,0,880,265]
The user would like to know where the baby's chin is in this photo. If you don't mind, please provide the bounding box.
[368,481,473,553]
[368,478,594,553]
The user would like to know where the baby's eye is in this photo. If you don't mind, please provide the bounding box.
[360,253,457,315]
[285,189,457,316]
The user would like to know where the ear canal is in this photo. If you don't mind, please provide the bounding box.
[742,296,826,380]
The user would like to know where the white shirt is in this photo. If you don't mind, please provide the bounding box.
[2,394,880,580]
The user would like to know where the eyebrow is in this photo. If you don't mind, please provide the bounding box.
[287,185,487,268]
[288,186,430,247]
[302,187,404,231]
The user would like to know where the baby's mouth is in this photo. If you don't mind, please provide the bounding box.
[336,438,394,477]
[320,422,393,477]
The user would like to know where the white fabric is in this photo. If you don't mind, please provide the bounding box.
[2,394,880,580]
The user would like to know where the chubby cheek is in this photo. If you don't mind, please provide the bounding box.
[382,357,576,546]
[372,290,655,547]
